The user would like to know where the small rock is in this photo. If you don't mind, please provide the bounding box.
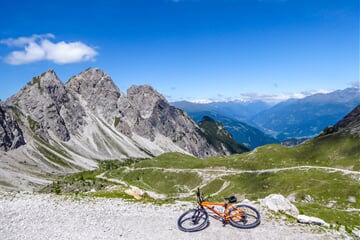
[352,228,360,238]
[347,196,356,203]
[125,186,144,200]
[297,214,329,227]
[326,201,335,208]
[304,195,313,202]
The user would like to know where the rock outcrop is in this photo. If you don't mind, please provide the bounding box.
[334,104,360,135]
[198,116,249,155]
[6,70,86,142]
[0,102,25,151]
[261,194,330,228]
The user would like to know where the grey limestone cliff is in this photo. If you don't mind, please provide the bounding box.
[66,68,218,158]
[124,85,218,157]
[6,70,86,142]
[66,68,122,123]
[0,102,25,151]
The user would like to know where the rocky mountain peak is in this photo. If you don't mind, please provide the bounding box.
[126,85,167,119]
[6,70,86,142]
[9,70,63,100]
[3,68,226,159]
[66,68,122,125]
[66,68,119,95]
[127,84,163,98]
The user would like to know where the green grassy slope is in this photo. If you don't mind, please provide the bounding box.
[42,131,360,228]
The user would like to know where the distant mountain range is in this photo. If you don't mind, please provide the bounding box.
[172,87,360,144]
[252,88,360,140]
[173,100,270,123]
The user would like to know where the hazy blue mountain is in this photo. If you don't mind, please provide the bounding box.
[172,110,278,149]
[172,100,270,122]
[172,100,278,148]
[172,88,360,144]
[252,88,360,140]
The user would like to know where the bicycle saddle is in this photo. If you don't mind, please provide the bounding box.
[225,195,237,203]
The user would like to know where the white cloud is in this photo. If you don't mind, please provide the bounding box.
[190,99,214,104]
[41,39,97,64]
[5,42,46,65]
[0,34,97,65]
[348,81,359,88]
[0,33,55,47]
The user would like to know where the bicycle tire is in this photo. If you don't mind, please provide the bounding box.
[228,204,261,229]
[177,208,209,232]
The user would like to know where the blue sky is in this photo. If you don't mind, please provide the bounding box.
[0,0,358,103]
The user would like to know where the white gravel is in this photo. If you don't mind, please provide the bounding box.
[0,193,349,240]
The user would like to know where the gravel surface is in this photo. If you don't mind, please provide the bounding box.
[0,193,349,240]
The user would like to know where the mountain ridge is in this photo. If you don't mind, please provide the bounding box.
[0,68,242,191]
[5,68,224,157]
[198,116,250,154]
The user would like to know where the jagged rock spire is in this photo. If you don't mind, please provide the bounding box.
[66,68,122,123]
[6,70,86,142]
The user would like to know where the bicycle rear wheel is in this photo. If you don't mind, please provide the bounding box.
[228,204,261,229]
[177,208,209,232]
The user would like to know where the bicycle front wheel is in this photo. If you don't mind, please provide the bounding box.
[228,204,261,229]
[177,208,209,232]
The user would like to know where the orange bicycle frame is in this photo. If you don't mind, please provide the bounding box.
[200,201,245,222]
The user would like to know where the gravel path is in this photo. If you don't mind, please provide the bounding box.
[0,193,349,240]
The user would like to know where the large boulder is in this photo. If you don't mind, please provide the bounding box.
[261,194,299,217]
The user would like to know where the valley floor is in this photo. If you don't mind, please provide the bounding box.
[0,193,351,240]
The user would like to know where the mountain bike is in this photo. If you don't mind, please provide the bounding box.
[177,188,261,232]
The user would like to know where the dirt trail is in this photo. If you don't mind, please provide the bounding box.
[96,165,360,199]
[130,165,360,176]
